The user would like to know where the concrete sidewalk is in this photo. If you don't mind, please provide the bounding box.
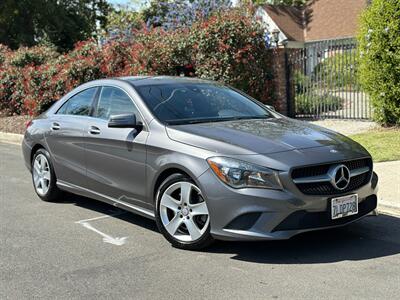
[0,132,23,145]
[374,160,400,215]
[0,132,399,215]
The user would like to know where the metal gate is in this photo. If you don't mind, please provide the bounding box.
[288,38,372,119]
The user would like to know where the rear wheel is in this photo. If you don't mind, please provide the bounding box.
[155,174,214,250]
[32,148,62,202]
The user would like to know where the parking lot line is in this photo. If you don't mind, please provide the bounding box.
[75,210,126,224]
[75,211,128,246]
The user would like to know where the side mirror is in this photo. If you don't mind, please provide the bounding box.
[265,104,276,111]
[108,114,142,130]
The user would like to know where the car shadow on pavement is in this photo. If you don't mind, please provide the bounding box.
[59,194,400,264]
[59,193,159,233]
[207,214,400,264]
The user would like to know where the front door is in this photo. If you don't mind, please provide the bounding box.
[84,86,149,209]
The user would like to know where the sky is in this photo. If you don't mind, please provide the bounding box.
[107,0,143,7]
[107,0,239,8]
[108,0,133,5]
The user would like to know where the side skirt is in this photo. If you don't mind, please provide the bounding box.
[57,180,155,220]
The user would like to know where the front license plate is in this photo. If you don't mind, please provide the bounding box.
[331,194,358,220]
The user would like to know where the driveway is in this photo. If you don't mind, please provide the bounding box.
[1,142,400,299]
[310,119,377,136]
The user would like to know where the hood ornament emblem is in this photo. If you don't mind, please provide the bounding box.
[329,164,351,190]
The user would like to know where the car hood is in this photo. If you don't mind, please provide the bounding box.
[166,117,365,155]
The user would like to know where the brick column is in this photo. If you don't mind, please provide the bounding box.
[270,48,295,117]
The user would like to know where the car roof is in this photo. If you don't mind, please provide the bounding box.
[118,76,215,87]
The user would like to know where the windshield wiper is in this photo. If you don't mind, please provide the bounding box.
[167,117,232,125]
[167,115,272,125]
[228,115,271,121]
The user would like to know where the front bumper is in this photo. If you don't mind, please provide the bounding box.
[197,169,378,241]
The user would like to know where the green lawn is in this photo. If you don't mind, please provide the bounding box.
[350,128,400,162]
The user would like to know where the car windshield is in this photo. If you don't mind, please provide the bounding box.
[135,82,274,125]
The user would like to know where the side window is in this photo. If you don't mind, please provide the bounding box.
[57,88,97,116]
[95,87,141,121]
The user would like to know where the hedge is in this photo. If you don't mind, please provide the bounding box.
[0,9,275,116]
[295,93,343,116]
[357,0,400,126]
[313,52,359,90]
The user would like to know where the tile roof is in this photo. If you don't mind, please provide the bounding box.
[264,0,367,42]
[264,5,305,42]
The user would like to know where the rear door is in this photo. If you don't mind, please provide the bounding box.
[84,86,149,209]
[46,87,98,187]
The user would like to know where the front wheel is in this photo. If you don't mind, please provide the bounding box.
[155,174,214,250]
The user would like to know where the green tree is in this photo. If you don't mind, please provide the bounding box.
[141,0,169,26]
[0,0,110,52]
[250,0,306,6]
[143,0,232,29]
[357,0,400,125]
[106,5,143,34]
[0,0,37,49]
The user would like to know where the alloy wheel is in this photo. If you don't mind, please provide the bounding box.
[159,181,209,242]
[33,154,51,196]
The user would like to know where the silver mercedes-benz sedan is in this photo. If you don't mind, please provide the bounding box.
[22,76,378,250]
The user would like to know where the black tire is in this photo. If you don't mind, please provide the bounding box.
[31,148,63,202]
[155,173,214,250]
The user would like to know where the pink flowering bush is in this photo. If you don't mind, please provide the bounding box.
[0,44,61,115]
[190,11,274,102]
[8,45,59,68]
[0,65,25,114]
[0,44,10,65]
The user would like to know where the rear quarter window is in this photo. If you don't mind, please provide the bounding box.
[57,88,97,116]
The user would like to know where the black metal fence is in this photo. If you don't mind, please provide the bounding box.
[288,38,372,119]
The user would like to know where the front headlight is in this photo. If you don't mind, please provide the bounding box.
[207,157,282,190]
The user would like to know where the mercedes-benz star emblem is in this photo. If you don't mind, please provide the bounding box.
[329,164,351,190]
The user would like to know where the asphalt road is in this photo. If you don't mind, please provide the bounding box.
[1,142,400,299]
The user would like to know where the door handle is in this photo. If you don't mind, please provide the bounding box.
[51,122,60,131]
[89,126,101,135]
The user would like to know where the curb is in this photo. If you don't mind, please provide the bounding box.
[0,132,23,145]
[378,204,400,217]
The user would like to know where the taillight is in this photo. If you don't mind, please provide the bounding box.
[26,120,33,129]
